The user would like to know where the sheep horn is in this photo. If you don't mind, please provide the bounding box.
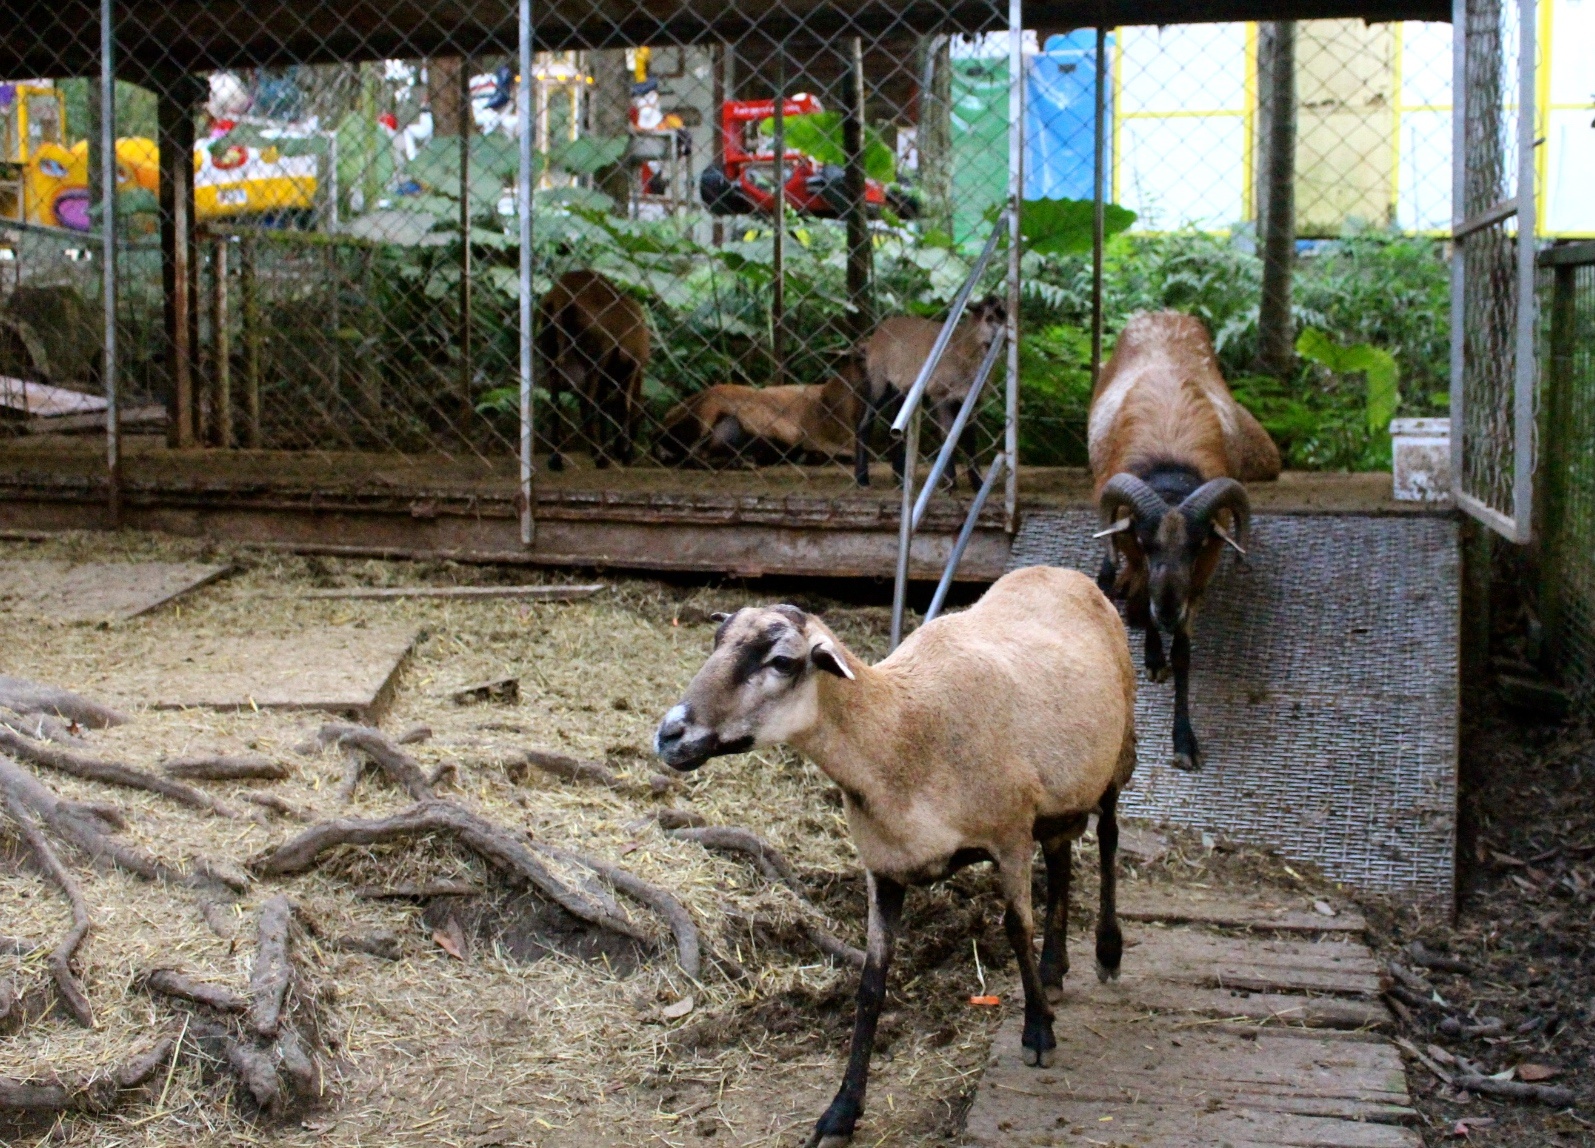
[1178,477,1251,551]
[1098,473,1168,534]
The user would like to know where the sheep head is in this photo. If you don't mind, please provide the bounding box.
[654,605,853,771]
[1098,473,1250,634]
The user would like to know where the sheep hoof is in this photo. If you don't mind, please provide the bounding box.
[1044,984,1065,1004]
[1095,960,1120,983]
[1023,1045,1055,1068]
[548,454,566,473]
[1171,751,1203,773]
[812,1137,854,1148]
[1148,665,1171,683]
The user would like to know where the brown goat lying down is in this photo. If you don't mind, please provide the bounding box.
[654,372,862,467]
[1089,310,1280,772]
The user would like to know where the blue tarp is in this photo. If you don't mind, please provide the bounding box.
[1024,32,1112,202]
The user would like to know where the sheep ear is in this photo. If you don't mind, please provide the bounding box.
[809,636,855,680]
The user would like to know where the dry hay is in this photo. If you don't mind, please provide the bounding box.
[0,529,1343,1147]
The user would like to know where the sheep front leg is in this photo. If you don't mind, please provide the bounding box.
[807,872,905,1148]
[1094,785,1123,982]
[998,852,1056,1067]
[1037,834,1072,1001]
[1171,630,1202,771]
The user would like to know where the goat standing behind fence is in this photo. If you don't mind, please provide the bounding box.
[538,270,651,471]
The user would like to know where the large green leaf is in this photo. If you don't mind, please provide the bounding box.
[1020,198,1137,256]
[549,135,628,176]
[1296,327,1402,434]
[754,111,896,183]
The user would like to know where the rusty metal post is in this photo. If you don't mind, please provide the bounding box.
[459,57,474,435]
[518,0,536,546]
[843,37,873,344]
[211,236,232,446]
[240,233,261,447]
[157,75,201,448]
[100,0,119,522]
[771,49,786,387]
[1090,27,1107,386]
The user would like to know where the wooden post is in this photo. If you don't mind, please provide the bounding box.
[211,236,232,446]
[1256,21,1297,379]
[459,58,474,434]
[843,37,873,344]
[327,244,341,401]
[1539,264,1577,674]
[157,76,202,447]
[240,233,261,447]
[771,50,786,386]
[99,0,118,524]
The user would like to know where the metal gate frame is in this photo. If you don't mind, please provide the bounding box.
[1450,0,1538,543]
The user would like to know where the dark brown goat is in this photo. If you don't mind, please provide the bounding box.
[1088,310,1280,771]
[854,296,1005,489]
[537,270,651,470]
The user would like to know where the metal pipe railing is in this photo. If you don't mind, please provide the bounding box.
[890,210,1008,434]
[909,327,1006,533]
[924,452,1008,624]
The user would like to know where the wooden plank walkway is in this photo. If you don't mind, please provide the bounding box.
[964,898,1418,1147]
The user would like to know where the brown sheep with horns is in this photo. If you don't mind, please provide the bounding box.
[1089,310,1281,772]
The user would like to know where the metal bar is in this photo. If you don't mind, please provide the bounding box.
[1454,491,1521,541]
[889,411,921,650]
[1448,0,1466,515]
[1510,0,1538,544]
[772,51,786,387]
[910,328,1005,532]
[844,36,872,343]
[460,55,474,435]
[1537,241,1595,267]
[212,237,231,447]
[518,0,535,547]
[891,210,1007,433]
[1452,196,1518,240]
[1004,0,1022,531]
[101,0,119,524]
[1090,26,1107,385]
[925,453,1008,624]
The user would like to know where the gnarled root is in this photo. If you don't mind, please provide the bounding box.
[0,675,127,730]
[0,1036,173,1116]
[0,786,94,1026]
[0,727,234,818]
[667,825,863,968]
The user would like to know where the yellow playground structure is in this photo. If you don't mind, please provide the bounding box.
[0,80,318,232]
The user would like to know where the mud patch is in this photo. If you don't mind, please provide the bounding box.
[422,889,652,975]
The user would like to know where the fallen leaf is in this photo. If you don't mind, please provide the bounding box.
[1313,900,1338,917]
[618,839,642,856]
[1517,1063,1561,1082]
[968,995,1001,1007]
[660,995,695,1020]
[433,914,467,961]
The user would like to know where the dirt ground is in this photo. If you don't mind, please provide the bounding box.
[0,527,1533,1148]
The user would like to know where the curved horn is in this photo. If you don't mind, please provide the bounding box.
[1098,473,1169,530]
[1178,477,1251,549]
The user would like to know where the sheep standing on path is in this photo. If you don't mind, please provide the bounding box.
[654,566,1137,1148]
[1089,310,1281,771]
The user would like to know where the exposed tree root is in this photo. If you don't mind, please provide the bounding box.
[163,755,289,781]
[0,1036,173,1114]
[144,968,247,1013]
[0,727,235,817]
[1,785,94,1026]
[667,825,864,968]
[241,792,311,821]
[0,675,127,730]
[516,746,677,797]
[250,896,294,1038]
[309,723,434,801]
[0,706,86,747]
[532,843,702,980]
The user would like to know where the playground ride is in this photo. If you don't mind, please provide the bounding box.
[699,94,917,219]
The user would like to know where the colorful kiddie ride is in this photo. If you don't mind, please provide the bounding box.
[698,94,916,219]
[0,81,319,233]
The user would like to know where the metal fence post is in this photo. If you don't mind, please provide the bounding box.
[1004,0,1022,530]
[101,0,119,523]
[1090,27,1106,387]
[1511,0,1538,539]
[518,0,536,547]
[772,51,786,387]
[1540,263,1577,673]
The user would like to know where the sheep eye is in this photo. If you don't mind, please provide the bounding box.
[767,655,799,676]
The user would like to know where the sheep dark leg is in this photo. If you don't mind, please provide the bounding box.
[1037,834,1072,1000]
[1171,630,1202,771]
[1094,785,1123,982]
[853,395,875,487]
[807,872,905,1148]
[998,853,1055,1068]
[1096,552,1117,598]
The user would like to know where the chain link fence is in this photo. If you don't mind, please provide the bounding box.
[3,4,1589,536]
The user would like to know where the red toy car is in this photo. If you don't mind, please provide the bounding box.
[699,94,917,219]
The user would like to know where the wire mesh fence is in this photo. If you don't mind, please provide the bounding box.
[3,3,1586,540]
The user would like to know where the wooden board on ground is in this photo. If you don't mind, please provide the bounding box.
[0,560,228,623]
[1120,889,1368,934]
[964,925,1414,1147]
[289,583,605,602]
[145,626,418,720]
